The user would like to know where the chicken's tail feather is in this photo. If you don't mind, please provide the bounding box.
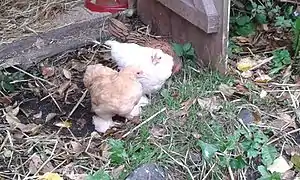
[108,18,130,41]
[108,18,148,45]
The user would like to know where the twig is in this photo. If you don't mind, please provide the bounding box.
[38,80,62,112]
[269,83,300,87]
[249,56,274,71]
[202,163,216,180]
[11,65,55,86]
[228,165,235,180]
[0,134,8,152]
[267,128,300,145]
[33,140,58,176]
[153,141,194,180]
[67,89,88,118]
[122,107,166,138]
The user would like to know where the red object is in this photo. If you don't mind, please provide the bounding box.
[85,0,128,13]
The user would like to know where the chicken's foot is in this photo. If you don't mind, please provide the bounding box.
[92,116,115,133]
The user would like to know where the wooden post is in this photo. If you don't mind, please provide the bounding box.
[136,0,230,73]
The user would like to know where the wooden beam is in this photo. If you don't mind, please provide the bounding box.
[0,6,111,70]
[157,0,220,33]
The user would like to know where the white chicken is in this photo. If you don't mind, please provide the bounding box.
[104,40,174,98]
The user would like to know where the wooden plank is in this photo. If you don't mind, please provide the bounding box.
[0,6,111,70]
[157,0,220,33]
[137,0,229,73]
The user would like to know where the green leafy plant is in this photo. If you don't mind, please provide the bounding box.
[293,18,300,57]
[274,16,293,28]
[257,165,281,180]
[270,49,291,74]
[106,136,157,179]
[108,139,128,165]
[196,126,278,179]
[228,39,243,58]
[0,71,25,93]
[231,15,256,36]
[172,42,196,61]
[86,169,111,180]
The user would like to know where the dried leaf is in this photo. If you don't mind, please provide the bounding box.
[70,141,84,154]
[65,174,87,180]
[62,69,72,79]
[237,57,257,72]
[57,81,71,96]
[38,172,63,180]
[29,154,54,174]
[234,36,251,43]
[254,74,272,83]
[33,111,42,119]
[267,156,292,173]
[5,105,41,133]
[111,165,125,179]
[261,24,269,31]
[0,95,12,105]
[5,109,21,129]
[100,142,110,160]
[270,113,296,129]
[71,61,86,72]
[180,98,196,111]
[235,84,249,93]
[282,170,295,180]
[285,146,300,156]
[241,70,253,78]
[46,113,57,122]
[41,66,55,78]
[17,123,41,134]
[150,125,166,139]
[278,113,296,128]
[197,96,222,113]
[218,83,235,96]
[29,154,43,174]
[54,120,72,128]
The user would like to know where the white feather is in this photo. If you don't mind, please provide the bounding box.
[105,40,174,95]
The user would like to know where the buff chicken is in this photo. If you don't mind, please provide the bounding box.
[83,64,144,133]
[108,17,182,74]
[104,40,174,98]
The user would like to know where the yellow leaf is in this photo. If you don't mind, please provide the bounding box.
[236,57,256,72]
[39,172,63,180]
[54,120,72,128]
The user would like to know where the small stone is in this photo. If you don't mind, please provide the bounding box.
[126,163,166,180]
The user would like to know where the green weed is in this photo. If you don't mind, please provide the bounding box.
[270,49,291,74]
[172,42,196,62]
[0,70,25,93]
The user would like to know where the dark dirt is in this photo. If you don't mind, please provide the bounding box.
[0,45,132,137]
